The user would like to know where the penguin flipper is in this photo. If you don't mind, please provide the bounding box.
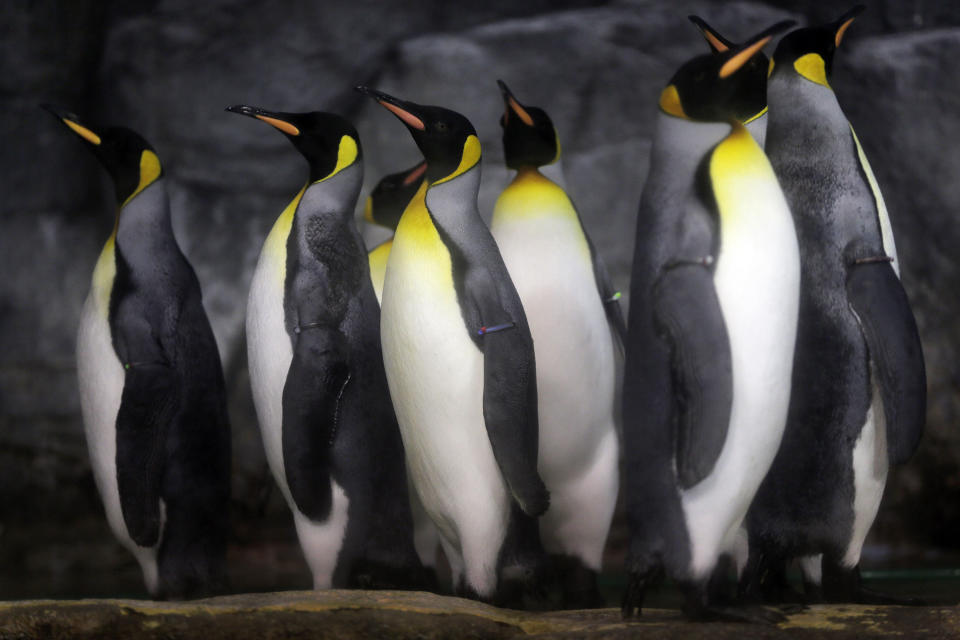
[845,257,926,465]
[474,288,550,518]
[281,326,351,522]
[116,361,179,547]
[653,263,732,489]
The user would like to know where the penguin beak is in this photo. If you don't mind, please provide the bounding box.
[688,15,732,53]
[833,4,866,47]
[497,80,534,127]
[41,103,102,146]
[225,104,301,136]
[402,161,428,186]
[718,19,795,78]
[354,86,426,132]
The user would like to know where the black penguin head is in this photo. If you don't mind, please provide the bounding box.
[42,104,162,207]
[771,5,865,87]
[225,105,361,183]
[363,161,426,230]
[355,86,480,185]
[659,20,792,123]
[687,16,795,123]
[496,80,560,170]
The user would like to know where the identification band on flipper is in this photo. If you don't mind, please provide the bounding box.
[294,322,325,334]
[853,255,894,266]
[477,322,515,336]
[605,291,622,305]
[665,255,716,269]
[124,361,166,370]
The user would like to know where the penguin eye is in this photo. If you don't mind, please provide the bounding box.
[436,122,448,132]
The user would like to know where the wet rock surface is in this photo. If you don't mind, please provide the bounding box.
[1,591,959,639]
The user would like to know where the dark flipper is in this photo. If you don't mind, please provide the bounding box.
[281,327,350,522]
[652,263,732,488]
[583,222,627,350]
[845,255,926,465]
[474,286,549,518]
[116,361,179,547]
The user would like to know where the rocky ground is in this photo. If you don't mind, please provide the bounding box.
[2,591,960,639]
[2,0,959,595]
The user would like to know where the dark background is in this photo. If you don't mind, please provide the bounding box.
[2,0,958,599]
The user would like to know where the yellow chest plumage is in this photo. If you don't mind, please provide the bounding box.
[367,238,393,303]
[492,168,590,261]
[389,181,454,291]
[709,122,782,231]
[262,185,307,286]
[90,232,118,318]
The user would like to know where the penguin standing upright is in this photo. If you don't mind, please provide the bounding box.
[364,161,427,304]
[226,105,424,589]
[491,80,623,608]
[363,161,442,579]
[688,15,775,146]
[743,7,926,604]
[45,106,231,599]
[619,22,799,621]
[356,86,549,603]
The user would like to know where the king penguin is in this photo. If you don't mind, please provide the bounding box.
[226,105,425,590]
[490,80,624,608]
[688,15,776,146]
[619,22,800,621]
[742,6,926,605]
[364,161,427,304]
[45,106,231,599]
[363,161,443,581]
[355,86,550,603]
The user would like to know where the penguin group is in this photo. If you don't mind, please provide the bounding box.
[47,4,926,621]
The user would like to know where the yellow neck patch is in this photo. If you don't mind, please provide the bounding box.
[743,106,768,125]
[432,135,481,185]
[91,232,117,316]
[709,121,773,225]
[659,85,687,119]
[363,195,374,223]
[367,238,393,303]
[768,57,775,77]
[315,135,359,183]
[121,150,162,208]
[794,53,830,88]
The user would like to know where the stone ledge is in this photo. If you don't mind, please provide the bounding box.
[0,590,958,639]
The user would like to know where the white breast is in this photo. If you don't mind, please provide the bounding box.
[681,164,800,580]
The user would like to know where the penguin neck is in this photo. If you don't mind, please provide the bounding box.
[649,112,732,180]
[767,71,848,146]
[115,179,176,263]
[424,162,482,231]
[291,162,363,262]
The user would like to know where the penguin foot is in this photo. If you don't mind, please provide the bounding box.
[621,565,663,619]
[849,586,927,607]
[823,563,927,606]
[553,555,604,610]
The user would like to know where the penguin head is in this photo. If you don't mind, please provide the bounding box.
[771,5,865,88]
[687,16,793,123]
[355,86,480,185]
[42,104,163,208]
[659,20,793,123]
[363,161,427,230]
[225,105,362,183]
[496,80,560,170]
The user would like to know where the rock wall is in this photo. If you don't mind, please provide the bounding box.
[1,0,958,595]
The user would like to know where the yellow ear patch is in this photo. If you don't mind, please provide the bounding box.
[432,135,481,185]
[316,135,359,183]
[122,150,162,208]
[768,57,775,77]
[63,119,101,145]
[659,85,687,119]
[794,53,830,87]
[255,114,300,136]
[364,195,375,223]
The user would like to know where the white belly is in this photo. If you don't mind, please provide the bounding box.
[380,253,509,570]
[76,292,160,594]
[246,242,349,587]
[843,378,888,568]
[492,215,619,566]
[681,176,800,580]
